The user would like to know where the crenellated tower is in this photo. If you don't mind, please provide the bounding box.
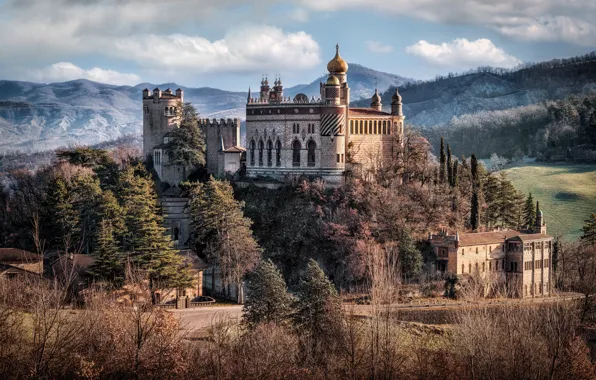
[142,87,183,158]
[199,118,241,174]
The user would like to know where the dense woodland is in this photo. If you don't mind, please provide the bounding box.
[423,94,596,162]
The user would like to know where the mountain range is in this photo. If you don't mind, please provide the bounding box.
[2,53,596,153]
[0,64,410,153]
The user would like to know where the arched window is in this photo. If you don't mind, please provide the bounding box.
[383,120,387,134]
[462,264,464,273]
[374,120,378,134]
[364,121,368,134]
[469,264,472,273]
[258,140,264,166]
[250,140,255,166]
[307,140,316,167]
[170,107,174,115]
[292,140,301,167]
[164,106,169,115]
[350,120,354,134]
[267,140,273,167]
[276,140,281,167]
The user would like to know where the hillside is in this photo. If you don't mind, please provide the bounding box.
[502,163,596,241]
[354,55,596,126]
[0,64,407,153]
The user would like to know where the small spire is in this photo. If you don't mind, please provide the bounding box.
[336,43,339,54]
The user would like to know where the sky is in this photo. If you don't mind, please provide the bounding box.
[0,0,594,91]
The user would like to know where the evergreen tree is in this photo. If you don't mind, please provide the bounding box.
[524,193,536,229]
[166,102,206,168]
[482,174,501,227]
[452,159,459,187]
[190,177,261,303]
[498,172,519,228]
[70,173,103,254]
[243,259,293,327]
[292,259,342,348]
[97,190,127,243]
[399,231,423,281]
[44,176,79,252]
[470,154,481,231]
[439,137,446,184]
[56,147,120,190]
[447,144,453,187]
[88,219,124,287]
[119,165,192,295]
[581,213,596,246]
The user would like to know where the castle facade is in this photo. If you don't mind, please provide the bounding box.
[245,45,405,183]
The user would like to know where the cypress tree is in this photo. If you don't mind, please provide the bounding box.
[439,137,446,184]
[447,144,453,187]
[524,193,536,229]
[88,219,124,287]
[452,159,459,187]
[581,213,596,246]
[243,259,293,327]
[470,154,480,231]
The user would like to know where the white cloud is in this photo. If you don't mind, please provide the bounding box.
[298,0,596,46]
[289,8,310,22]
[29,62,141,85]
[110,26,320,73]
[406,38,522,69]
[366,41,393,54]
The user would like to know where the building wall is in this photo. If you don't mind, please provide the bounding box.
[200,118,241,175]
[521,240,552,297]
[161,197,191,249]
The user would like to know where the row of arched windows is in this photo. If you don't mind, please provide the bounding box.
[249,139,316,167]
[349,119,393,135]
[164,106,177,116]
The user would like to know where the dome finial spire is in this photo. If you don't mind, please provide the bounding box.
[336,43,339,54]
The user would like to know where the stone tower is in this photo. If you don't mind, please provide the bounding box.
[142,87,183,159]
[534,201,547,234]
[199,118,242,174]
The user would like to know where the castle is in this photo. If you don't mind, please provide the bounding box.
[142,87,243,186]
[245,45,405,183]
[429,202,553,298]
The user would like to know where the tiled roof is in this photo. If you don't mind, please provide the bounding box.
[349,108,392,116]
[0,248,42,263]
[510,233,552,241]
[458,231,519,246]
[223,146,246,153]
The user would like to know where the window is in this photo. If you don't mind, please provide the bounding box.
[337,153,341,163]
[359,120,363,134]
[475,263,479,273]
[276,140,281,167]
[469,264,472,273]
[250,140,255,166]
[388,123,391,134]
[482,262,485,272]
[496,259,499,270]
[350,120,354,134]
[438,247,448,258]
[307,140,316,167]
[476,247,478,254]
[462,264,465,273]
[258,140,264,166]
[267,140,273,167]
[383,120,387,134]
[292,140,301,167]
[461,249,464,255]
[293,124,300,134]
[374,120,378,134]
[489,261,492,271]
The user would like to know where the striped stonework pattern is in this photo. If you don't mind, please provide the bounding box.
[320,113,345,136]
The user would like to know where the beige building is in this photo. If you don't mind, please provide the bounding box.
[429,203,553,298]
[245,45,404,184]
[0,248,43,279]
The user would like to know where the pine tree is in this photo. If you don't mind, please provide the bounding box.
[439,137,446,184]
[447,144,453,187]
[119,165,192,295]
[190,177,261,303]
[482,174,501,227]
[44,176,79,252]
[292,260,341,347]
[97,190,127,243]
[166,102,206,168]
[498,172,519,228]
[581,213,596,246]
[243,259,293,327]
[88,219,124,287]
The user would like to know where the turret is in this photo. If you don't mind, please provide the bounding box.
[153,87,161,102]
[260,77,270,101]
[391,88,403,116]
[371,88,382,111]
[175,88,184,101]
[325,75,341,106]
[533,201,547,234]
[142,88,149,98]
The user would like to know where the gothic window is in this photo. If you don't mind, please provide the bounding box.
[250,140,255,166]
[267,140,273,167]
[292,140,301,167]
[307,140,316,167]
[276,140,281,166]
[258,140,264,166]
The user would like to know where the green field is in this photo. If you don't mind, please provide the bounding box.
[501,163,596,241]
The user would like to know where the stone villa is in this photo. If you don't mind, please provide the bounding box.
[429,202,553,298]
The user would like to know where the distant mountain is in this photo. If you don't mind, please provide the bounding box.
[353,55,596,126]
[0,64,410,153]
[284,63,413,101]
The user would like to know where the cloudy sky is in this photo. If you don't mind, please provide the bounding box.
[0,0,594,90]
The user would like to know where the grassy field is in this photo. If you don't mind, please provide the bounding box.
[501,163,596,241]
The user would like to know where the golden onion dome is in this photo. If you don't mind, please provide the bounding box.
[327,44,348,74]
[326,75,340,86]
[391,88,402,103]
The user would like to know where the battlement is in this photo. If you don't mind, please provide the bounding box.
[247,96,322,105]
[142,87,184,103]
[199,118,240,127]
